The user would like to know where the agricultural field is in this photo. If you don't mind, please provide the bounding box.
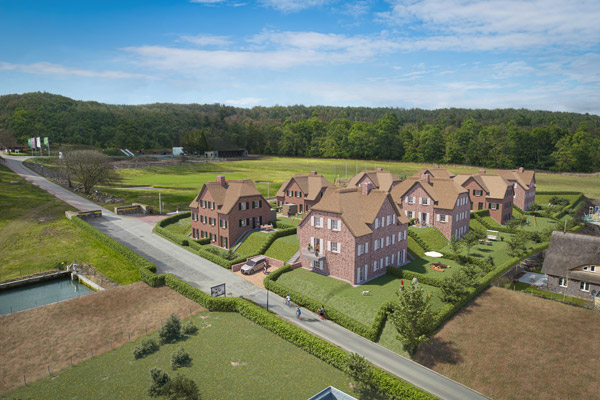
[51,155,597,212]
[0,282,204,394]
[0,164,139,284]
[415,287,600,400]
[7,311,354,400]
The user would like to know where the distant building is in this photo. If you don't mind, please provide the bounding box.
[204,149,248,158]
[391,174,470,240]
[309,386,358,400]
[189,176,271,249]
[494,167,536,211]
[172,147,184,156]
[411,166,456,180]
[298,184,409,286]
[276,171,334,214]
[347,168,403,192]
[541,231,600,302]
[453,171,514,225]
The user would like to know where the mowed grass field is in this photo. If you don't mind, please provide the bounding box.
[415,287,600,400]
[7,310,355,400]
[0,165,139,284]
[96,156,600,212]
[0,282,205,394]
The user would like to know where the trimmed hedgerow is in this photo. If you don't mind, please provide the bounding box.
[407,237,426,258]
[386,267,444,288]
[408,230,429,252]
[153,212,208,249]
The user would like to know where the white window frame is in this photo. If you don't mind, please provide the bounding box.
[330,219,340,231]
[591,265,596,272]
[422,197,429,205]
[583,266,588,271]
[558,277,568,287]
[373,260,378,272]
[386,236,391,246]
[374,240,379,251]
[365,242,369,253]
[375,218,380,229]
[358,244,364,256]
[580,281,590,292]
[439,214,447,223]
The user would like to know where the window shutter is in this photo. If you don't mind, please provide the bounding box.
[238,203,241,211]
[259,200,262,208]
[327,219,331,229]
[436,214,440,221]
[337,243,341,253]
[311,237,314,247]
[404,196,408,202]
[419,197,422,204]
[327,241,331,251]
[311,216,315,226]
[365,242,369,253]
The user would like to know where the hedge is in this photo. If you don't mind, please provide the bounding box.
[408,230,430,252]
[153,212,207,249]
[407,236,427,258]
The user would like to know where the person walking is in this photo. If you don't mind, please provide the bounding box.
[286,293,291,306]
[319,305,325,320]
[296,307,301,320]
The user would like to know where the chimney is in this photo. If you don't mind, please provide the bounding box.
[478,169,486,175]
[310,170,317,176]
[376,167,383,172]
[216,175,226,186]
[518,167,524,173]
[361,182,374,196]
[421,173,430,184]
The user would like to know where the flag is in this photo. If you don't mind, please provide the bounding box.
[30,137,36,148]
[44,137,49,147]
[36,137,41,148]
[27,138,32,148]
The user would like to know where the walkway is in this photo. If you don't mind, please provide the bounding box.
[4,156,489,400]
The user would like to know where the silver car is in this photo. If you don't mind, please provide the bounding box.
[241,256,267,275]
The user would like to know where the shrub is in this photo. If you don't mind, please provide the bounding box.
[171,347,192,369]
[133,337,160,359]
[148,367,170,398]
[159,313,182,344]
[163,374,199,400]
[182,320,198,335]
[346,353,373,393]
[439,271,469,303]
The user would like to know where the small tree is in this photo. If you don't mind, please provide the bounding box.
[461,231,480,255]
[148,368,170,398]
[389,280,435,354]
[163,374,199,400]
[506,218,520,233]
[61,150,118,193]
[507,235,525,257]
[439,271,469,303]
[462,263,481,284]
[159,313,182,344]
[449,235,463,255]
[182,320,198,335]
[171,347,192,370]
[345,353,373,395]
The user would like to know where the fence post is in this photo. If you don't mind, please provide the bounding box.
[24,374,26,385]
[128,332,131,341]
[70,356,73,367]
[47,365,51,376]
[91,349,93,357]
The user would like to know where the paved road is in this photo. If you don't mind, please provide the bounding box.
[4,156,490,400]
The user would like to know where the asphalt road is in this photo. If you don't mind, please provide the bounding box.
[3,156,490,400]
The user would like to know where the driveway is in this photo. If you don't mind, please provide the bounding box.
[4,156,490,400]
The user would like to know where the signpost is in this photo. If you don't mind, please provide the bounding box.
[211,283,226,297]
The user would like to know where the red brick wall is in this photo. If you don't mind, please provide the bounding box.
[298,197,408,285]
[513,182,536,210]
[462,178,513,225]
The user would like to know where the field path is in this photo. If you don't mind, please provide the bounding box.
[4,156,490,400]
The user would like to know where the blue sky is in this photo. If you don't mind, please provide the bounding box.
[1,0,599,113]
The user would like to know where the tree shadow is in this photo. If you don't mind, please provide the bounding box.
[414,337,463,368]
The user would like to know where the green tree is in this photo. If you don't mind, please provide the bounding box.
[461,231,480,255]
[61,150,119,193]
[345,353,373,395]
[159,313,182,344]
[439,270,470,303]
[448,235,463,255]
[148,368,171,398]
[182,129,209,155]
[389,280,435,354]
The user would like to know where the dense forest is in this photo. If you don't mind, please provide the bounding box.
[1,92,599,172]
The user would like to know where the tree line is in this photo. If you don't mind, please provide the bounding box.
[1,92,599,172]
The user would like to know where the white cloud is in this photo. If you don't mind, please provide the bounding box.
[0,61,153,80]
[179,34,232,46]
[378,0,600,51]
[260,0,329,13]
[491,61,535,79]
[224,97,262,106]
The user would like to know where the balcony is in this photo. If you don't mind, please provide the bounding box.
[301,249,326,262]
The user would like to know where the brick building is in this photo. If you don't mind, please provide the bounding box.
[347,168,403,192]
[391,174,471,240]
[189,176,271,249]
[297,184,409,285]
[542,232,600,303]
[453,171,514,224]
[276,171,333,214]
[495,167,536,211]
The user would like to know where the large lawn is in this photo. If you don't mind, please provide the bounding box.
[264,234,299,262]
[163,217,191,236]
[235,231,272,255]
[86,156,600,212]
[0,165,140,284]
[278,268,443,326]
[414,286,600,400]
[7,311,354,400]
[409,227,449,251]
[401,256,465,278]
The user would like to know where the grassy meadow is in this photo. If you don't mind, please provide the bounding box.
[0,164,139,284]
[7,311,355,400]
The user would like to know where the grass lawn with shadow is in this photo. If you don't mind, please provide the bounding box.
[235,231,272,256]
[264,234,299,262]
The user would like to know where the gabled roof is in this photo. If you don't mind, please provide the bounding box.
[347,170,403,192]
[308,187,409,237]
[189,178,265,214]
[391,176,468,210]
[412,167,455,179]
[276,173,334,201]
[454,173,511,200]
[542,232,600,285]
[495,169,535,190]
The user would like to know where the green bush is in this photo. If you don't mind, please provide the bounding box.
[407,236,426,258]
[133,337,160,359]
[159,314,182,344]
[407,230,429,252]
[162,374,199,400]
[182,320,198,335]
[148,367,170,398]
[170,347,192,370]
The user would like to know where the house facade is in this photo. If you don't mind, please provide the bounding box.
[542,232,600,302]
[297,184,409,285]
[189,176,271,249]
[391,175,471,240]
[347,168,403,192]
[495,167,536,211]
[276,171,333,214]
[453,171,514,225]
